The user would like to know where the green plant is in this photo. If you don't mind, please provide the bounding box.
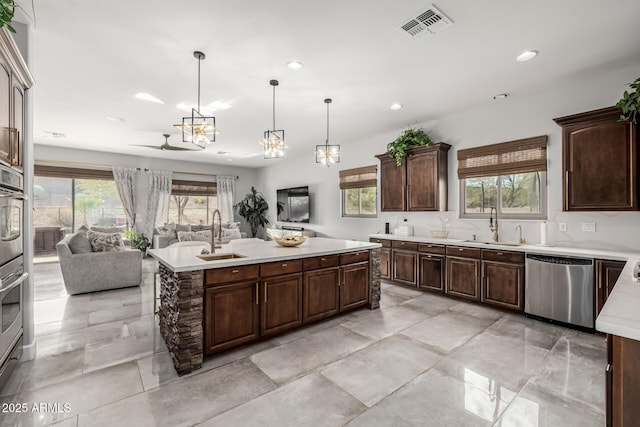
[386,127,433,166]
[124,230,151,253]
[234,186,270,238]
[0,0,16,33]
[616,77,640,123]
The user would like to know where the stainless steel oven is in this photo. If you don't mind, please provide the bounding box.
[0,164,25,267]
[0,255,27,391]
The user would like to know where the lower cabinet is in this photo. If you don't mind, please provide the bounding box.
[418,254,444,292]
[340,261,370,311]
[446,256,480,300]
[303,267,340,323]
[596,260,625,316]
[607,334,640,426]
[380,248,391,280]
[260,273,303,337]
[392,249,418,286]
[204,280,259,355]
[481,249,525,311]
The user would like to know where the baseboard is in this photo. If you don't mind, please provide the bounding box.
[21,336,37,361]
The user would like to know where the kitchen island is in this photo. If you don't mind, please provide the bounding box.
[148,237,382,375]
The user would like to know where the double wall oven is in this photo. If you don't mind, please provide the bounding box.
[0,163,27,391]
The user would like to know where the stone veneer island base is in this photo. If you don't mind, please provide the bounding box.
[151,239,381,375]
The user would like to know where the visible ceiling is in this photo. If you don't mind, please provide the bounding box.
[21,0,640,168]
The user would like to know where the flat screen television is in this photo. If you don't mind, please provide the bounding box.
[276,186,310,223]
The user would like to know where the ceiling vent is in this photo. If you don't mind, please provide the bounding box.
[399,4,453,40]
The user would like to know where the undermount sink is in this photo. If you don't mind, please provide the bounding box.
[461,240,521,247]
[197,253,246,261]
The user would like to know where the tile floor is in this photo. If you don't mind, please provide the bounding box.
[0,259,606,426]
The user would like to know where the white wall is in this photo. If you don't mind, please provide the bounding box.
[257,62,640,252]
[34,145,259,235]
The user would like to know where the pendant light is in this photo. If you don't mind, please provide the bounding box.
[173,51,218,149]
[259,79,286,158]
[315,98,340,166]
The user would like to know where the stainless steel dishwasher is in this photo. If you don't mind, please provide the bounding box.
[525,254,594,328]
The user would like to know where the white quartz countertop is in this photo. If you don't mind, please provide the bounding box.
[370,233,640,341]
[148,237,381,273]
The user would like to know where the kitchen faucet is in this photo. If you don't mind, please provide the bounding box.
[489,207,499,242]
[516,224,525,244]
[210,209,222,253]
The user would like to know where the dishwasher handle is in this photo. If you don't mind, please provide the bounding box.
[526,254,593,266]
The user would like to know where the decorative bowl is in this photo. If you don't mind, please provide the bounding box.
[430,229,449,239]
[273,235,306,247]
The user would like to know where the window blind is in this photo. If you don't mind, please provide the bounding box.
[34,165,114,180]
[457,135,547,179]
[339,165,377,189]
[171,179,217,196]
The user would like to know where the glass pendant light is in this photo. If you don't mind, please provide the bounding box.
[258,80,286,158]
[315,98,340,166]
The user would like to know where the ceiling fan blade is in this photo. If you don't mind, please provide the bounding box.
[162,144,197,151]
[129,144,163,150]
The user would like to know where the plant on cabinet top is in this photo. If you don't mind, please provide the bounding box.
[386,127,433,166]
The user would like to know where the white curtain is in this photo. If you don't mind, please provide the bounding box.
[144,169,172,239]
[216,175,236,224]
[112,167,138,230]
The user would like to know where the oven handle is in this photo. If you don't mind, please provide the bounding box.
[0,192,27,201]
[0,272,28,293]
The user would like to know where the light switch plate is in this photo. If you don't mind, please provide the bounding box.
[559,223,567,232]
[582,222,596,232]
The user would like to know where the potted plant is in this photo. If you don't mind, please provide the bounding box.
[386,127,433,166]
[124,230,151,255]
[615,77,640,123]
[234,186,270,238]
[1,0,16,33]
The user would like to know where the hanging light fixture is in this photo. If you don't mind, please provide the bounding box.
[316,98,340,166]
[173,51,218,149]
[258,79,286,159]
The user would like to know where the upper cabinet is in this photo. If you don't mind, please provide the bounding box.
[554,107,638,211]
[376,143,451,212]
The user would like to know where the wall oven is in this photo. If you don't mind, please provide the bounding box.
[0,164,24,267]
[0,255,26,391]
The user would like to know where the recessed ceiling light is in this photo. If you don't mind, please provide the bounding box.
[287,61,303,70]
[516,50,538,62]
[390,103,403,110]
[493,93,509,100]
[106,116,125,122]
[134,92,165,104]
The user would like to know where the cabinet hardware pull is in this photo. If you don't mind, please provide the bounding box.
[497,252,503,256]
[255,282,259,305]
[321,258,326,261]
[565,170,569,209]
[486,277,490,287]
[458,248,464,251]
[264,283,267,304]
[426,255,432,258]
[9,128,19,166]
[282,263,287,267]
[606,363,612,373]
[231,269,239,274]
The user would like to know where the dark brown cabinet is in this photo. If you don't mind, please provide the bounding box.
[260,272,303,337]
[303,267,340,323]
[596,259,625,316]
[392,249,418,286]
[445,246,481,301]
[340,261,369,311]
[418,243,445,292]
[376,143,451,212]
[554,107,639,211]
[607,334,640,427]
[481,249,524,311]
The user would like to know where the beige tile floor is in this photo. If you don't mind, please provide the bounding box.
[0,259,606,426]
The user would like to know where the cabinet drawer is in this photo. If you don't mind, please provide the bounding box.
[481,249,524,264]
[303,254,340,270]
[418,243,445,255]
[391,240,418,251]
[340,250,370,265]
[369,238,391,247]
[205,265,260,286]
[260,259,303,277]
[446,246,481,259]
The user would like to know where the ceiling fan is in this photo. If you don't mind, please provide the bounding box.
[131,134,196,151]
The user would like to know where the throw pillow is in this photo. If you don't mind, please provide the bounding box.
[191,224,210,232]
[174,223,191,234]
[67,232,93,254]
[156,224,175,238]
[177,230,211,242]
[86,230,125,252]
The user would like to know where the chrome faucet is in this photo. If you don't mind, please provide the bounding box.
[516,224,525,244]
[210,209,222,253]
[489,206,499,242]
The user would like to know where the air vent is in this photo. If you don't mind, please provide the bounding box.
[398,4,453,40]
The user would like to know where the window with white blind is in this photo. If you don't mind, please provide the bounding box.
[458,136,548,219]
[339,165,377,217]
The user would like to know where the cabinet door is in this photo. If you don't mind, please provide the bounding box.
[596,260,625,315]
[11,81,23,168]
[204,281,259,355]
[392,249,417,286]
[482,261,524,311]
[261,273,303,337]
[303,267,340,324]
[557,107,638,211]
[340,262,369,311]
[446,256,480,301]
[0,61,10,166]
[419,254,444,292]
[407,150,438,211]
[611,335,640,427]
[378,156,406,211]
[380,248,391,280]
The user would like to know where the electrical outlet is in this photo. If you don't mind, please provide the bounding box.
[582,222,596,232]
[559,223,567,232]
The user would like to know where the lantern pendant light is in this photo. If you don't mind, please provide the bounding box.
[315,98,340,166]
[259,80,286,158]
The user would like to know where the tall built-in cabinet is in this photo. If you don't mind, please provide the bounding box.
[376,143,450,212]
[554,107,638,211]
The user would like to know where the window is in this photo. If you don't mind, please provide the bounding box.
[458,136,547,219]
[339,166,377,218]
[167,180,217,225]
